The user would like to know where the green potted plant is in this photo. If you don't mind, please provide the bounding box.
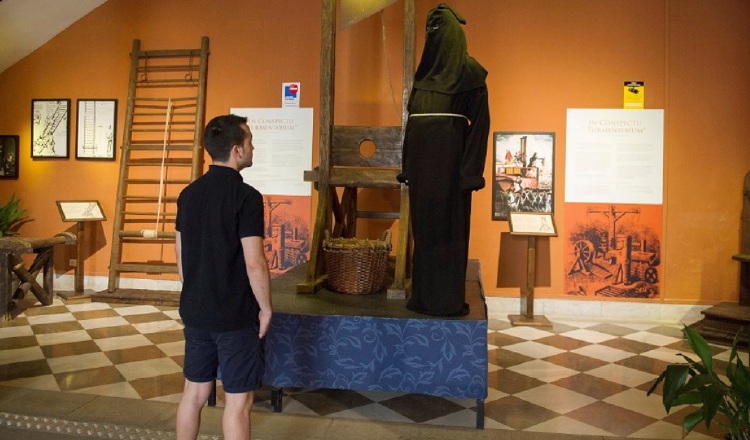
[648,325,750,439]
[0,193,28,237]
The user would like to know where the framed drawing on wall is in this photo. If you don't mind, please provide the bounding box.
[31,99,70,159]
[492,132,555,220]
[76,99,117,160]
[0,135,19,179]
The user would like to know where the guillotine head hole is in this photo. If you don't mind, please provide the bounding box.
[359,139,376,158]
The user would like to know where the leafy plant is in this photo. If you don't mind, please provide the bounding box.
[0,193,28,237]
[648,325,750,439]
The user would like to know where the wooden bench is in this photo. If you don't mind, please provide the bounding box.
[0,232,77,317]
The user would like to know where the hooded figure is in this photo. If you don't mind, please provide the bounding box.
[398,3,489,317]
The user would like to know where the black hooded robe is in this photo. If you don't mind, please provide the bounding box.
[398,3,490,317]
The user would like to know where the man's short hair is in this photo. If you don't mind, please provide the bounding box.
[204,114,248,161]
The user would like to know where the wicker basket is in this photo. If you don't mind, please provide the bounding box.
[323,230,392,294]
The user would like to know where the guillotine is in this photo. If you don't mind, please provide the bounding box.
[297,0,417,297]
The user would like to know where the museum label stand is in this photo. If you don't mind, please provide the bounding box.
[55,200,106,298]
[507,212,556,328]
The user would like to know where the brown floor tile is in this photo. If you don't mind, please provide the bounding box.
[535,334,592,351]
[663,405,726,438]
[487,331,525,347]
[144,329,184,345]
[543,351,608,372]
[552,373,629,400]
[566,401,658,437]
[86,325,140,339]
[0,316,29,327]
[645,325,685,339]
[40,340,101,358]
[0,335,37,350]
[585,323,640,337]
[21,305,70,316]
[130,371,185,399]
[54,365,126,391]
[0,359,52,381]
[601,336,659,354]
[379,393,466,423]
[487,347,535,368]
[487,368,545,395]
[71,309,120,320]
[292,388,374,416]
[104,345,169,364]
[487,318,512,331]
[30,321,84,334]
[122,312,174,324]
[548,322,579,333]
[484,395,558,430]
[616,354,671,376]
[171,355,184,368]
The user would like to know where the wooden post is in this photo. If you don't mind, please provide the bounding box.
[509,235,552,327]
[75,221,84,293]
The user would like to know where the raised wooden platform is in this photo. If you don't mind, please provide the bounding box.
[690,302,750,346]
[90,289,180,307]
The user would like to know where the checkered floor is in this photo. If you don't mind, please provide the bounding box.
[0,298,741,439]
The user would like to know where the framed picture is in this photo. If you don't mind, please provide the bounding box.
[76,99,117,160]
[31,99,70,158]
[0,135,19,179]
[509,212,557,236]
[492,132,555,220]
[56,200,106,222]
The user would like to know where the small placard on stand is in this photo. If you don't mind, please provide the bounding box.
[508,212,557,328]
[56,200,106,296]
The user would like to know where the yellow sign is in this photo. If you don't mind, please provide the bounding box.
[624,81,644,109]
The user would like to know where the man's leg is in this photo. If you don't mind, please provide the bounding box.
[176,379,213,440]
[222,391,255,440]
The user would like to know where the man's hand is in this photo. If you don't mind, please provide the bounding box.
[258,309,272,338]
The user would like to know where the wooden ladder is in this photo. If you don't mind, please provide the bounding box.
[107,37,209,293]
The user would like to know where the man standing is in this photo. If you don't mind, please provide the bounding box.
[175,114,272,440]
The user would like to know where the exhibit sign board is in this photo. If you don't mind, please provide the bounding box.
[564,109,664,205]
[230,107,314,279]
[230,108,313,196]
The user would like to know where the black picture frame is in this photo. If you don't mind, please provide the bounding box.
[31,99,70,159]
[492,132,555,220]
[75,99,117,160]
[0,135,20,179]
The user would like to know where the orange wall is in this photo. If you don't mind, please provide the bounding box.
[1,0,749,304]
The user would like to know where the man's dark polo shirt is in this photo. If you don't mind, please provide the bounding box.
[176,165,265,331]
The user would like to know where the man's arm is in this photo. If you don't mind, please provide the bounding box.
[175,231,184,283]
[241,235,272,338]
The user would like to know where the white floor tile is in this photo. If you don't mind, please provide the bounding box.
[524,415,612,436]
[35,330,92,346]
[507,360,579,383]
[501,340,565,359]
[571,343,635,362]
[497,326,554,340]
[0,346,45,365]
[115,357,182,381]
[624,330,682,346]
[47,352,113,374]
[514,383,596,414]
[585,364,658,387]
[559,328,617,343]
[94,334,153,351]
